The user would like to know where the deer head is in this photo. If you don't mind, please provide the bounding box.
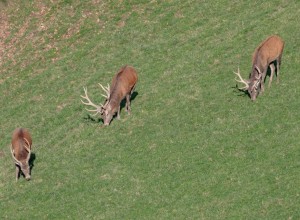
[234,66,262,101]
[98,83,115,125]
[81,84,113,125]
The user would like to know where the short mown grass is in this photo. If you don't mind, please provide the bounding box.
[1,0,300,219]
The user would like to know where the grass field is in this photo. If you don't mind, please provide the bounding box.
[1,0,300,219]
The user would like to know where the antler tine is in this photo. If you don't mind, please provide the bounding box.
[80,87,99,107]
[10,146,21,165]
[98,83,108,93]
[98,83,110,99]
[86,108,102,116]
[23,138,31,162]
[105,83,110,99]
[106,83,110,93]
[80,87,102,115]
[254,65,263,81]
[255,65,262,74]
[234,67,249,90]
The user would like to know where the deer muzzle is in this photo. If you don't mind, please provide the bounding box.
[25,174,31,181]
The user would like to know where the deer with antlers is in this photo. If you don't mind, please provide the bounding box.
[10,128,32,181]
[81,65,138,125]
[234,35,284,101]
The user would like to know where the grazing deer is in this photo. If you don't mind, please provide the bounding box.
[234,35,284,101]
[10,128,32,181]
[81,65,138,125]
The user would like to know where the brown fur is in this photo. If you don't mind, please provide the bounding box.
[252,36,284,63]
[11,128,32,181]
[236,35,284,101]
[251,35,284,90]
[102,65,138,125]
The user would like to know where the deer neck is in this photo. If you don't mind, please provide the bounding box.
[107,96,120,113]
[109,85,122,104]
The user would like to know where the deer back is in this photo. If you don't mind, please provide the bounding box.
[252,35,284,72]
[11,128,32,162]
[109,65,138,103]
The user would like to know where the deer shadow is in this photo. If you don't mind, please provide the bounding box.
[29,153,36,173]
[233,85,249,98]
[84,114,102,124]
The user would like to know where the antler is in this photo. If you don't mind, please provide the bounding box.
[234,67,249,90]
[98,83,110,99]
[11,147,21,166]
[10,139,31,165]
[255,65,262,75]
[251,65,262,89]
[80,87,103,116]
[23,138,31,162]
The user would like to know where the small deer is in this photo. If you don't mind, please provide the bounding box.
[234,35,284,101]
[81,65,138,125]
[10,128,32,181]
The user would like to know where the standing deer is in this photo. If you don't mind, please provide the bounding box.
[10,128,32,181]
[234,35,284,101]
[81,65,138,125]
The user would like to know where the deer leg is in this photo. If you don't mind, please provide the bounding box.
[268,63,275,88]
[260,72,266,94]
[276,56,282,84]
[131,84,136,95]
[15,165,20,181]
[125,94,131,115]
[117,105,121,119]
[125,84,135,114]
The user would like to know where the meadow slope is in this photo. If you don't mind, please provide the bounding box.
[0,0,300,219]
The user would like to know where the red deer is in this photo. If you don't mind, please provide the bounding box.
[10,128,32,181]
[234,35,284,101]
[81,65,138,125]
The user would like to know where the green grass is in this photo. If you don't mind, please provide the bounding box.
[1,0,300,219]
